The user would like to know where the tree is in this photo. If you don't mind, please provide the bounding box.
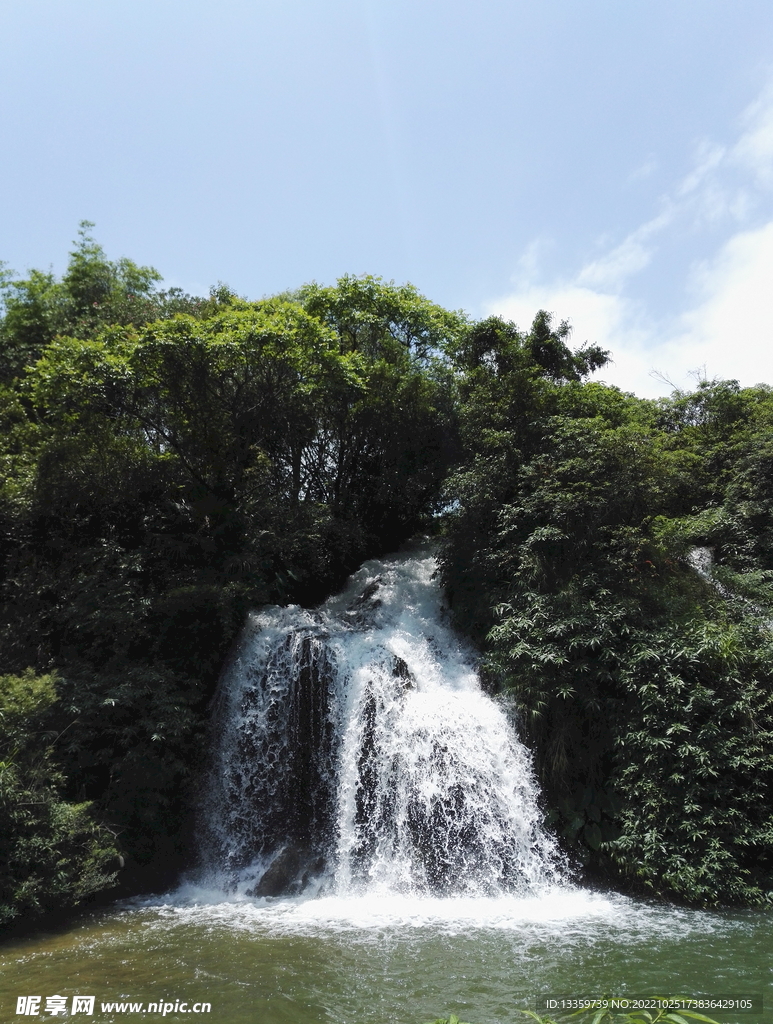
[438,318,773,905]
[0,671,118,925]
[0,265,463,909]
[0,222,212,383]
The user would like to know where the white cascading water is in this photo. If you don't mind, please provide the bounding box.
[203,544,562,901]
[688,545,773,627]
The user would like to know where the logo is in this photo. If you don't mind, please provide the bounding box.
[16,995,95,1015]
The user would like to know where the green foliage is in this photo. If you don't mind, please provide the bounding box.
[609,620,773,904]
[439,323,773,904]
[0,671,118,925]
[297,273,467,362]
[4,227,773,917]
[0,221,219,383]
[0,234,462,916]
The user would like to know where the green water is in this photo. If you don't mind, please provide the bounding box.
[1,887,770,1024]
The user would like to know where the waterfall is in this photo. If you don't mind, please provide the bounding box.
[203,544,562,899]
[688,545,773,626]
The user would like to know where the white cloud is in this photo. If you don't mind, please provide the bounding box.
[487,82,773,398]
[627,155,658,183]
[667,221,773,387]
[488,220,773,397]
[492,282,626,341]
[677,141,726,197]
[488,281,656,395]
[732,83,773,187]
[576,211,670,291]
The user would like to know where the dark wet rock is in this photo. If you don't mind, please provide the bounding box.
[350,578,383,612]
[360,577,382,600]
[251,845,324,897]
[224,630,338,872]
[297,855,325,893]
[391,655,414,691]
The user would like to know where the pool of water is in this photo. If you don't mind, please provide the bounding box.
[1,884,770,1024]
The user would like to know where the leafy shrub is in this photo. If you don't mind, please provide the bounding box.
[0,231,464,905]
[608,620,773,904]
[0,671,118,925]
[439,323,773,905]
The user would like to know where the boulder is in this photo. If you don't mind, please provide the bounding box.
[251,845,323,897]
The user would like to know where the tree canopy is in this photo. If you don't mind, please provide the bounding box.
[1,228,772,923]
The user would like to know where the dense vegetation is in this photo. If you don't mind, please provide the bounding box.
[438,319,773,905]
[1,226,772,925]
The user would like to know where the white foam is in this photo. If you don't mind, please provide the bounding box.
[126,883,724,943]
[204,544,561,897]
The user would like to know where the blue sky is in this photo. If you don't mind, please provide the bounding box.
[2,1,773,396]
